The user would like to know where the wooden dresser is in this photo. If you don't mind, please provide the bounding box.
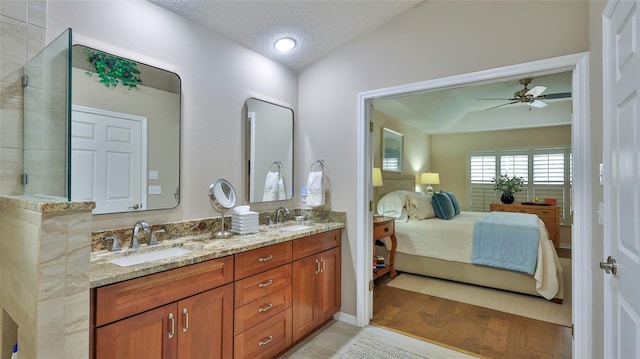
[489,203,560,248]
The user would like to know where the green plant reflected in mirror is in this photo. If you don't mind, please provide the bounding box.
[83,48,142,90]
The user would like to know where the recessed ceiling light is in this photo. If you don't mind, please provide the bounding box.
[274,37,296,52]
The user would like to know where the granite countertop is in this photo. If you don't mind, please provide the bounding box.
[90,221,345,288]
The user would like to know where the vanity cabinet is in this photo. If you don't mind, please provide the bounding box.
[233,242,293,359]
[91,228,342,359]
[93,256,234,359]
[291,230,341,342]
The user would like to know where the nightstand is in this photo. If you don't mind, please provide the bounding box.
[373,216,397,280]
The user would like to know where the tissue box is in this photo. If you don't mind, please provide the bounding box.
[231,209,259,234]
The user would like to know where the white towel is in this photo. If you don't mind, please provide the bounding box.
[306,170,325,207]
[263,171,286,201]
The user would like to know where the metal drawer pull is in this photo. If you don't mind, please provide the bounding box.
[384,226,389,232]
[321,258,326,272]
[258,279,273,288]
[168,313,175,339]
[259,255,273,262]
[182,308,189,333]
[258,303,273,313]
[258,335,273,346]
[315,259,320,274]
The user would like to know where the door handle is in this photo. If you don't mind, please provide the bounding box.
[599,256,617,275]
[182,307,189,333]
[168,313,175,339]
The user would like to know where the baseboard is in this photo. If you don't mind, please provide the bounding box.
[334,311,358,326]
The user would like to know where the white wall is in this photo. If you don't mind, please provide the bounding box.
[47,0,299,230]
[298,0,590,329]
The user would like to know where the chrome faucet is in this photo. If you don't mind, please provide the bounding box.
[131,220,150,249]
[275,207,290,223]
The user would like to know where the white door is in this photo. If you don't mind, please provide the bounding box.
[71,105,147,214]
[603,1,640,357]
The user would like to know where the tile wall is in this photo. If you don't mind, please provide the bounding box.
[1,0,47,196]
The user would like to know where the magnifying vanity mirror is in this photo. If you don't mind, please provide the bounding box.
[245,98,294,203]
[209,179,237,238]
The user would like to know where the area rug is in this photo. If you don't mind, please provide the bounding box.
[339,335,428,359]
[387,258,572,327]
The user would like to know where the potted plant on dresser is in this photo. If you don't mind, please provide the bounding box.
[493,174,524,204]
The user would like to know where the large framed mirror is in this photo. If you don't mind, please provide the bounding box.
[245,98,294,203]
[70,45,181,214]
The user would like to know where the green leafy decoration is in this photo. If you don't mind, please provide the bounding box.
[492,174,525,194]
[84,49,142,90]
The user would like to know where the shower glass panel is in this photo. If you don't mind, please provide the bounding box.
[23,28,72,200]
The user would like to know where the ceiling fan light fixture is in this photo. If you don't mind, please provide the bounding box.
[274,37,296,52]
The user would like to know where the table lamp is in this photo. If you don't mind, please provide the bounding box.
[420,172,440,193]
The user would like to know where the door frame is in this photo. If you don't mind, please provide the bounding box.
[355,52,592,357]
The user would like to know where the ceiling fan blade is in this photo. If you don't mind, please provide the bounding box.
[484,101,518,111]
[528,100,548,108]
[477,98,515,101]
[526,85,547,98]
[539,92,572,100]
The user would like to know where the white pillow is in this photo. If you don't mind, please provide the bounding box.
[406,192,436,219]
[376,190,411,221]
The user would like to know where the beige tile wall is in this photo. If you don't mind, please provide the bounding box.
[1,197,92,359]
[1,0,47,196]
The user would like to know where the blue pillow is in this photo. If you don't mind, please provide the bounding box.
[432,192,456,220]
[443,191,461,215]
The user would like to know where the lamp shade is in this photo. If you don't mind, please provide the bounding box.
[373,168,384,187]
[420,172,440,185]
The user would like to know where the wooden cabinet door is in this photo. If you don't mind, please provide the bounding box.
[291,254,320,342]
[178,284,233,359]
[95,303,177,359]
[292,247,341,342]
[318,247,341,322]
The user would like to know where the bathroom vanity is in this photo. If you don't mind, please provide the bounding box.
[89,225,342,359]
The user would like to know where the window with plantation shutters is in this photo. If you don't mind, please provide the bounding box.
[469,153,497,212]
[468,147,571,224]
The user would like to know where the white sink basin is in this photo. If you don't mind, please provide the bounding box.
[110,247,192,267]
[281,224,313,232]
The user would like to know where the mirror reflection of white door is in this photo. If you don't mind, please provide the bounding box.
[71,105,147,214]
[603,1,640,357]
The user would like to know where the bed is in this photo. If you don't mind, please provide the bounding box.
[375,181,564,303]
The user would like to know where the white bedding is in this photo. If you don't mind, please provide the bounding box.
[385,211,562,300]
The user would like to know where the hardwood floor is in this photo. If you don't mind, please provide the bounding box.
[372,250,572,359]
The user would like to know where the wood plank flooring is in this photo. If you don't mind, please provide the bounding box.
[372,249,572,359]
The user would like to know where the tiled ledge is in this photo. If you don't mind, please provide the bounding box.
[0,195,95,213]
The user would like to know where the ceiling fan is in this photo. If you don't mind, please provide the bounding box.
[478,78,572,110]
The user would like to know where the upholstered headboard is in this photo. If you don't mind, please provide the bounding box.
[373,174,415,206]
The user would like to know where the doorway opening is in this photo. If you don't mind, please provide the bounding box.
[355,52,592,357]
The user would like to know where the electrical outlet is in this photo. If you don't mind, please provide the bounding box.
[148,185,162,195]
[149,170,159,180]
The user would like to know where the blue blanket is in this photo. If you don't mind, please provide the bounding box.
[472,211,539,275]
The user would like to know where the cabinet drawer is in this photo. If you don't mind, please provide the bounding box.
[234,309,292,359]
[532,208,557,218]
[235,242,292,280]
[292,229,341,260]
[235,264,292,308]
[95,255,234,327]
[373,221,394,239]
[234,286,292,335]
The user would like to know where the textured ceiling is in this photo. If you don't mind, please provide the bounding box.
[149,0,422,71]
